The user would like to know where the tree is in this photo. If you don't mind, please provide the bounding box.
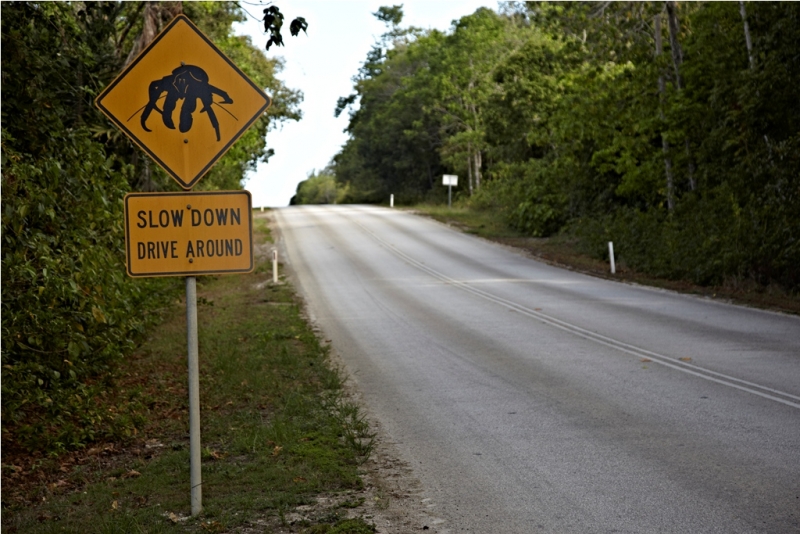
[291,166,341,205]
[328,1,800,291]
[334,5,444,203]
[1,1,304,454]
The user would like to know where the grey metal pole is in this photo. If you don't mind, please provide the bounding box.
[185,276,202,515]
[448,184,452,208]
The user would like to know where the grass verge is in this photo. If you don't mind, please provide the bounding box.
[410,204,800,315]
[2,214,376,533]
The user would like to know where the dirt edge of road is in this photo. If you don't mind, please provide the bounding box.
[266,210,451,534]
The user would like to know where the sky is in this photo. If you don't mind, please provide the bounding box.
[233,1,495,207]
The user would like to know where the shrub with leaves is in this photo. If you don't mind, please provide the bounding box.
[0,129,178,453]
[0,2,179,454]
[2,0,303,455]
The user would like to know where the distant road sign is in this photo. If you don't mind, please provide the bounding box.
[96,15,271,190]
[443,175,458,186]
[124,191,253,277]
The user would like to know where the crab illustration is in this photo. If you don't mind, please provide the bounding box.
[140,64,233,142]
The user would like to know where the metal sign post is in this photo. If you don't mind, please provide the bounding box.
[185,276,202,514]
[443,175,458,208]
[122,190,254,516]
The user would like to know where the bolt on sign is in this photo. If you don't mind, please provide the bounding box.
[124,191,253,277]
[96,15,271,190]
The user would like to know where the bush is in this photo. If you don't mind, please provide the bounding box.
[471,161,566,237]
[1,130,179,453]
[569,183,799,291]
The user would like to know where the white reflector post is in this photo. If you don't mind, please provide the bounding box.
[609,242,616,274]
[443,175,458,208]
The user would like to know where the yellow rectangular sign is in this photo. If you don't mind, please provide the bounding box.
[124,191,253,277]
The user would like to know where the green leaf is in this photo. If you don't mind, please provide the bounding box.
[91,306,106,324]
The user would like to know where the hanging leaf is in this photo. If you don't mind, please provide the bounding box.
[262,6,307,51]
[290,17,308,37]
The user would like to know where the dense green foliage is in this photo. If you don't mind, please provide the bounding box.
[328,2,799,291]
[290,166,344,205]
[3,229,375,531]
[1,1,300,454]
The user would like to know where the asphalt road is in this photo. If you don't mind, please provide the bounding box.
[275,205,800,533]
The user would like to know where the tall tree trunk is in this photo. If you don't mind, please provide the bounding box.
[466,152,474,196]
[665,2,684,90]
[466,98,482,191]
[124,2,183,66]
[473,151,482,190]
[739,1,755,69]
[665,1,696,191]
[125,2,160,66]
[739,1,774,160]
[656,14,675,212]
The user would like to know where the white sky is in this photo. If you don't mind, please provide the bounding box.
[233,1,495,207]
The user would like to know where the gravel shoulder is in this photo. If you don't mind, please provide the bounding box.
[266,210,448,534]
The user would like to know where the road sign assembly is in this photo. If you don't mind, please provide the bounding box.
[95,14,272,516]
[443,174,458,207]
[96,15,271,190]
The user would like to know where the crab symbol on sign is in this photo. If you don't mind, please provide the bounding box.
[95,14,271,190]
[137,64,235,142]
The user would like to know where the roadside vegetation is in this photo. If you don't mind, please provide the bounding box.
[2,2,380,530]
[290,167,348,206]
[1,1,300,457]
[2,217,377,533]
[294,3,799,300]
[413,205,800,315]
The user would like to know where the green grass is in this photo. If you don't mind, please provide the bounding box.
[408,203,524,239]
[253,211,273,242]
[410,203,800,315]
[2,213,375,533]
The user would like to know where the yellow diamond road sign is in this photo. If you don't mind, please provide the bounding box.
[96,15,271,189]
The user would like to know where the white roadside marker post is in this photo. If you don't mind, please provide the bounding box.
[442,175,458,208]
[448,182,452,208]
[608,241,616,274]
[272,249,279,284]
[390,194,394,208]
[185,276,202,515]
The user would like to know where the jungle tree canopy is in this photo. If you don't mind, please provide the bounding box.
[324,2,799,291]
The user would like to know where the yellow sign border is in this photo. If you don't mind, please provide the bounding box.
[124,190,254,278]
[96,15,271,190]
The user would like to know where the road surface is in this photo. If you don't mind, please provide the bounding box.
[275,205,800,533]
